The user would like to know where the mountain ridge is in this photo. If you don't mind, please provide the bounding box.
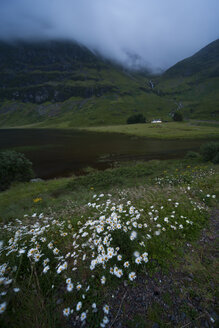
[163,39,219,78]
[0,39,218,127]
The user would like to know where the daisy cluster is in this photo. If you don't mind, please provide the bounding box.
[155,167,215,187]
[0,190,211,326]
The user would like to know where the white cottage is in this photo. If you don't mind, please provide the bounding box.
[151,120,162,123]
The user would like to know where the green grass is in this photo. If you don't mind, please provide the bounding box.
[0,91,173,128]
[0,72,218,128]
[1,159,217,223]
[0,40,218,129]
[0,159,218,328]
[0,177,73,222]
[82,121,219,139]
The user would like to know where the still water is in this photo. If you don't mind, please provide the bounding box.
[0,129,216,179]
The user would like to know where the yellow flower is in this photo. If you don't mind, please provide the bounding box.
[33,197,42,203]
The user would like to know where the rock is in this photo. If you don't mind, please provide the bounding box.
[187,302,193,308]
[204,320,210,328]
[188,273,194,279]
[154,287,161,296]
[181,312,186,320]
[152,323,160,328]
[194,296,201,302]
[56,298,63,305]
[184,277,193,282]
[170,315,176,322]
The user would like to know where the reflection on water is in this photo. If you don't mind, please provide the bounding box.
[0,129,217,179]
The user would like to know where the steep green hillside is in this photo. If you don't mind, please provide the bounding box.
[152,39,219,120]
[164,39,219,78]
[0,39,218,127]
[0,41,174,127]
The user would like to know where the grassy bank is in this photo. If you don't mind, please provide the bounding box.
[1,159,218,222]
[82,121,219,139]
[0,159,218,327]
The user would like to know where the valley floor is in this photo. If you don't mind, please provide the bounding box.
[82,121,219,140]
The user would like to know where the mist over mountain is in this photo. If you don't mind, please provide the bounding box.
[0,38,218,128]
[0,0,218,71]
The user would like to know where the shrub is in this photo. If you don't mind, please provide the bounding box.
[184,151,200,160]
[200,142,219,162]
[127,114,146,124]
[172,112,183,122]
[212,152,219,164]
[68,164,153,190]
[0,150,34,191]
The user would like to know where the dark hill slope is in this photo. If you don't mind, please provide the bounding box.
[0,41,115,102]
[0,40,173,127]
[152,39,219,120]
[0,39,218,127]
[0,40,100,70]
[164,39,219,78]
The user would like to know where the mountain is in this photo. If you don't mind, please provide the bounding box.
[0,40,174,127]
[164,39,219,78]
[0,39,218,128]
[153,39,219,120]
[0,40,116,103]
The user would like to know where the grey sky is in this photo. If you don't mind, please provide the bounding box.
[0,0,218,71]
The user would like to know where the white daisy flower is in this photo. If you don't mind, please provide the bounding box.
[76,301,82,311]
[117,255,122,261]
[103,304,109,314]
[101,276,106,284]
[47,242,53,249]
[135,257,142,264]
[43,258,50,266]
[133,251,140,257]
[80,312,86,321]
[43,265,50,273]
[103,316,109,324]
[13,288,20,293]
[67,283,74,292]
[124,261,130,268]
[63,307,70,317]
[0,302,7,314]
[130,231,137,240]
[129,272,136,281]
[34,253,41,262]
[57,266,63,274]
[62,262,68,270]
[116,269,123,278]
[53,248,59,255]
[76,284,82,291]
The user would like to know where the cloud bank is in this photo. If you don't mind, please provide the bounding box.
[0,0,218,71]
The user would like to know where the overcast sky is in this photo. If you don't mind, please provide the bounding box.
[0,0,218,71]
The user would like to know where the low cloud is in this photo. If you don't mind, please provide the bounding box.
[0,0,218,71]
